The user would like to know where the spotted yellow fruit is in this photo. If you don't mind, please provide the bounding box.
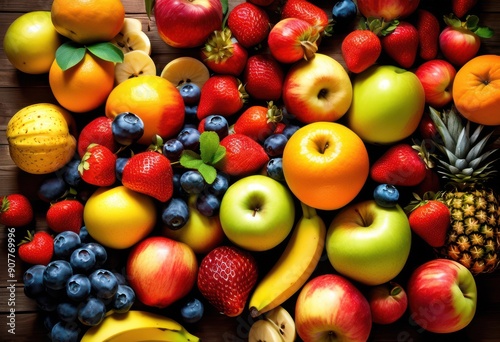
[6,103,77,174]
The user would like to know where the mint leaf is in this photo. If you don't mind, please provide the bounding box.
[212,145,226,165]
[200,131,221,163]
[55,42,86,70]
[87,42,124,63]
[198,164,217,184]
[180,150,204,169]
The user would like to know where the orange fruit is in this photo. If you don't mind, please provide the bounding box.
[452,54,500,125]
[49,52,115,113]
[282,122,369,210]
[51,0,125,44]
[105,75,185,145]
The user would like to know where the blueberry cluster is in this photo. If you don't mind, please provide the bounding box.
[23,229,134,341]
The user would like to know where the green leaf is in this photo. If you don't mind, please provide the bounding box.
[198,164,218,184]
[199,131,221,164]
[443,14,462,28]
[474,26,494,38]
[466,15,480,30]
[145,0,155,19]
[211,145,226,165]
[55,42,86,71]
[220,0,228,15]
[180,150,204,169]
[87,42,124,63]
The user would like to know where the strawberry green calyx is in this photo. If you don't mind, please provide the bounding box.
[361,17,398,37]
[266,101,283,125]
[202,27,235,64]
[443,14,494,39]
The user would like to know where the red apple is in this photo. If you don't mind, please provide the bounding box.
[368,281,408,325]
[439,26,480,66]
[267,18,320,64]
[415,59,457,108]
[126,236,198,308]
[407,259,477,333]
[154,0,223,48]
[356,0,420,21]
[295,274,372,342]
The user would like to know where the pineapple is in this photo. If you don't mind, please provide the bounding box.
[428,106,500,275]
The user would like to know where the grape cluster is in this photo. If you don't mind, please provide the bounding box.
[23,229,134,341]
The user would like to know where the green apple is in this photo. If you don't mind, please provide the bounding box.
[3,11,62,74]
[346,65,425,144]
[326,200,412,286]
[219,175,295,251]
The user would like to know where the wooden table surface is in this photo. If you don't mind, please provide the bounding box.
[1,0,500,341]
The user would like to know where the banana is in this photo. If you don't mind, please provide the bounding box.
[248,202,326,317]
[265,306,296,342]
[160,56,210,89]
[249,319,284,342]
[114,50,156,84]
[111,19,151,55]
[80,310,199,342]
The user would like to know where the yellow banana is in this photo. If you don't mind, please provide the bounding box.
[248,202,326,317]
[80,310,199,342]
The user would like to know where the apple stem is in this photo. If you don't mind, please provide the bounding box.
[249,307,260,318]
[300,201,317,220]
[389,282,403,297]
[301,40,318,61]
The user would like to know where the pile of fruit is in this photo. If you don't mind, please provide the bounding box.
[1,0,500,341]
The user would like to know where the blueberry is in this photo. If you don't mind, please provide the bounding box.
[177,127,201,151]
[113,272,128,286]
[43,313,59,332]
[282,124,300,139]
[206,172,230,197]
[50,321,81,342]
[264,133,288,157]
[180,170,206,194]
[112,112,145,146]
[57,301,79,323]
[66,274,91,302]
[373,184,400,208]
[70,247,96,274]
[38,176,69,202]
[196,193,220,217]
[163,139,185,161]
[63,159,82,188]
[89,269,118,300]
[84,242,108,267]
[78,226,94,244]
[115,157,129,183]
[36,293,59,312]
[162,197,190,230]
[178,82,201,105]
[112,284,136,313]
[43,260,73,291]
[77,297,106,327]
[332,0,358,25]
[184,105,198,124]
[204,115,229,139]
[54,231,82,260]
[180,298,204,324]
[267,158,285,182]
[45,286,68,299]
[172,172,189,198]
[23,264,46,299]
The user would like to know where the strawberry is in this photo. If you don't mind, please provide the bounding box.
[452,0,478,18]
[341,29,381,73]
[243,53,284,101]
[406,196,450,247]
[0,194,33,227]
[197,246,258,317]
[46,199,84,234]
[78,143,117,187]
[216,133,270,177]
[196,75,248,120]
[415,9,441,61]
[281,0,331,34]
[121,151,174,202]
[370,143,427,187]
[18,231,54,265]
[233,102,283,142]
[201,28,248,76]
[381,21,419,69]
[77,116,118,158]
[227,2,271,49]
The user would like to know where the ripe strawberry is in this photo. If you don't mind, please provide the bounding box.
[201,28,248,76]
[18,231,54,265]
[197,75,248,120]
[452,0,478,18]
[381,21,419,69]
[370,144,427,187]
[78,143,117,187]
[0,194,33,227]
[197,246,258,317]
[407,197,450,247]
[216,133,270,176]
[281,0,331,34]
[233,102,283,142]
[341,29,381,73]
[46,199,84,234]
[243,53,284,101]
[121,151,173,202]
[227,2,271,49]
[77,116,118,158]
[415,9,440,61]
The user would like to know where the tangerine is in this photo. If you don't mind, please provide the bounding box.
[452,54,500,126]
[49,52,115,113]
[282,122,369,210]
[51,0,125,44]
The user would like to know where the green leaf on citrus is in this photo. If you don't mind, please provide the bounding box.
[55,42,86,71]
[87,42,124,63]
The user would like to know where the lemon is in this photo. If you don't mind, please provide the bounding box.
[84,186,157,249]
